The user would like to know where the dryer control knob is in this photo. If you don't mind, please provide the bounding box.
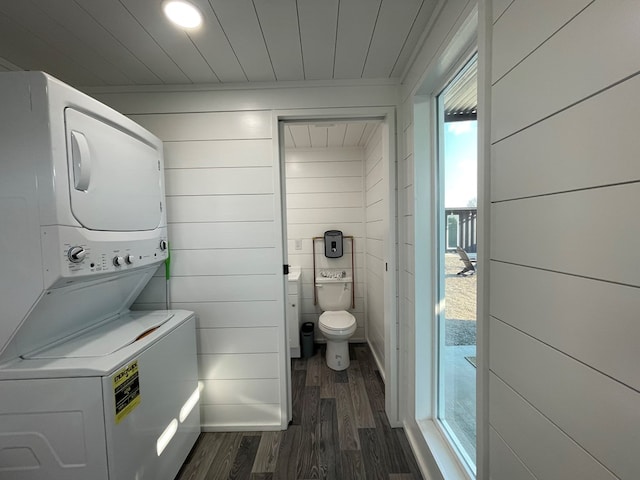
[68,246,86,263]
[113,256,125,267]
[125,255,135,264]
[159,240,168,251]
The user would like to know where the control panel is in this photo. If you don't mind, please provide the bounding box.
[41,225,169,287]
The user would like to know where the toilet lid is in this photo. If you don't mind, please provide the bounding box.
[320,311,356,331]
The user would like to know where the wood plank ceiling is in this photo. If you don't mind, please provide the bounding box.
[0,0,439,88]
[284,122,379,149]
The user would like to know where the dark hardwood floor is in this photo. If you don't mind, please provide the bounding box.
[175,343,423,480]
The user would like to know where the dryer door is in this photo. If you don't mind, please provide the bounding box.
[65,108,162,231]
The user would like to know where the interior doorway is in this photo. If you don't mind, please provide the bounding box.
[274,109,399,427]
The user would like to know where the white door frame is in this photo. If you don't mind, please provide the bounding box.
[272,106,400,427]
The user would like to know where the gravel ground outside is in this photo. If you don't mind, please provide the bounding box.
[444,253,477,345]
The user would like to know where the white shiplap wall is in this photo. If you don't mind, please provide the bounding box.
[285,146,366,341]
[94,83,399,432]
[130,111,285,430]
[487,1,640,479]
[364,124,386,370]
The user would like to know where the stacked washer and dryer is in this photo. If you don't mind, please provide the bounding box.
[0,72,200,480]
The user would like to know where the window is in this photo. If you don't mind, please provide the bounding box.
[436,55,478,472]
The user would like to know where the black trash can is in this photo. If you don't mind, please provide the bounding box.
[301,322,315,358]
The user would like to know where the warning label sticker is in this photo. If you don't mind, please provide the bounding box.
[113,360,141,424]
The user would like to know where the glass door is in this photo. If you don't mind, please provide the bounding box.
[436,55,478,473]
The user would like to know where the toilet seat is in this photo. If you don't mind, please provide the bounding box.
[319,311,356,331]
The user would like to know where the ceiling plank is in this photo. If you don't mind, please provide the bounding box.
[363,0,422,78]
[206,0,275,82]
[253,0,304,81]
[289,125,311,148]
[359,122,377,146]
[120,0,219,84]
[390,0,438,78]
[285,126,295,148]
[328,124,348,147]
[78,0,189,84]
[297,0,339,80]
[334,0,382,79]
[309,125,328,148]
[185,0,247,83]
[31,0,160,85]
[343,123,366,146]
[0,11,103,86]
[0,1,130,85]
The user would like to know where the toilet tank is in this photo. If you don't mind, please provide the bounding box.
[316,276,353,311]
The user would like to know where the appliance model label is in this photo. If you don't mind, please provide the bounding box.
[113,360,141,424]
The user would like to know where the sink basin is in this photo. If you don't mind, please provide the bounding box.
[288,266,301,282]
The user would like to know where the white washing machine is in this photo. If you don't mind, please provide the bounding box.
[0,72,200,479]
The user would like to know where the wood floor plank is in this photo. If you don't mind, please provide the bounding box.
[293,357,307,370]
[305,351,322,386]
[291,369,306,425]
[251,474,274,480]
[204,432,244,480]
[273,425,302,480]
[297,386,320,479]
[340,450,367,480]
[176,433,224,480]
[394,429,423,478]
[347,360,376,428]
[389,474,418,479]
[252,431,283,473]
[229,435,261,480]
[373,410,409,474]
[335,383,360,450]
[318,398,340,479]
[320,355,336,398]
[334,369,349,383]
[358,349,386,413]
[360,427,388,480]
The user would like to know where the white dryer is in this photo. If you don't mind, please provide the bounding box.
[0,72,200,480]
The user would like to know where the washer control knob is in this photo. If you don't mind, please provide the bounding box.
[125,255,135,265]
[68,246,86,263]
[159,240,168,251]
[113,256,125,267]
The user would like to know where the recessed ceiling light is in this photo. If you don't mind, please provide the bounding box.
[163,0,203,29]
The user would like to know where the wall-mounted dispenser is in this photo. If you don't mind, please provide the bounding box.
[324,230,343,258]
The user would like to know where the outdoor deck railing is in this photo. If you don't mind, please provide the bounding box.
[445,207,477,253]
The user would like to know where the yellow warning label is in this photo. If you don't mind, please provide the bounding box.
[113,360,141,424]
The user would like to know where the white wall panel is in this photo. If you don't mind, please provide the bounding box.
[164,139,272,169]
[490,261,640,391]
[200,379,280,405]
[488,428,536,480]
[287,207,362,225]
[491,319,640,480]
[187,301,280,328]
[492,0,592,83]
[170,275,278,303]
[286,176,362,194]
[285,160,362,178]
[170,248,277,276]
[168,222,276,250]
[197,327,279,354]
[491,183,640,287]
[130,111,272,141]
[491,0,640,142]
[492,0,514,23]
[286,147,364,163]
[166,195,275,223]
[198,353,280,379]
[492,74,640,201]
[287,192,362,209]
[165,167,273,196]
[489,374,617,480]
[287,222,363,240]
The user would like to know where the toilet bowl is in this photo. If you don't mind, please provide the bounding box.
[319,311,357,371]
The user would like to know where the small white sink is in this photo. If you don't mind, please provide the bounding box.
[288,266,302,282]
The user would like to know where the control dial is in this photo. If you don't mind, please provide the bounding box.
[113,256,125,267]
[125,255,135,265]
[68,246,86,263]
[159,240,168,251]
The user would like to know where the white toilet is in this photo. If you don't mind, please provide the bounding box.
[316,273,357,371]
